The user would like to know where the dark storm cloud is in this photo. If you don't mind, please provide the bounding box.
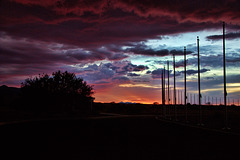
[0,34,130,84]
[83,64,115,82]
[127,73,140,77]
[151,69,165,78]
[127,43,169,56]
[151,68,177,79]
[7,0,240,24]
[175,61,184,68]
[133,65,149,71]
[0,46,68,65]
[109,53,129,60]
[151,67,208,78]
[187,54,240,68]
[146,70,152,74]
[81,61,147,83]
[65,49,106,61]
[0,34,127,65]
[1,0,240,87]
[102,63,120,71]
[204,77,215,80]
[112,76,130,82]
[127,43,193,57]
[206,32,240,41]
[226,57,240,63]
[121,63,149,74]
[82,64,99,72]
[1,0,240,49]
[181,68,210,75]
[121,63,137,72]
[170,50,193,56]
[66,48,128,61]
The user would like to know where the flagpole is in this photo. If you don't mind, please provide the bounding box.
[223,22,229,129]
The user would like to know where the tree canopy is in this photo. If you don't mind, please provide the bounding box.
[21,71,94,112]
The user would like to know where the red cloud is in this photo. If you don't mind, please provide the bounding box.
[3,0,240,25]
[1,0,239,49]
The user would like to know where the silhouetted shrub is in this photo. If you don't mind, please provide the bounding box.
[21,71,94,112]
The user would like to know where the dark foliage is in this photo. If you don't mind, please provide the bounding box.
[21,71,94,112]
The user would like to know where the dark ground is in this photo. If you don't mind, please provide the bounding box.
[1,116,240,160]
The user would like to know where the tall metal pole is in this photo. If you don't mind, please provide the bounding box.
[178,90,180,105]
[162,71,164,105]
[167,61,170,105]
[167,61,170,119]
[173,54,177,121]
[180,91,182,105]
[223,22,229,129]
[161,70,165,117]
[164,66,166,118]
[190,93,192,105]
[194,94,195,104]
[184,46,188,122]
[197,36,203,125]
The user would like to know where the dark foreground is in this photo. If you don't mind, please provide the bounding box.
[1,116,240,160]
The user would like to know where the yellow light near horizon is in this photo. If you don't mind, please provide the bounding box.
[218,83,240,87]
[186,79,197,82]
[227,87,240,93]
[227,83,240,87]
[201,86,240,94]
[201,88,222,93]
[119,84,160,89]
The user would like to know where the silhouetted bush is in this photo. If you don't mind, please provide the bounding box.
[21,71,94,113]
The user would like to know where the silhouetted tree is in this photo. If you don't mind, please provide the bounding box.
[21,71,94,112]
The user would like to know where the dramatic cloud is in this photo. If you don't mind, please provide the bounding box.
[1,0,240,49]
[127,43,193,57]
[112,76,130,83]
[6,0,240,24]
[79,61,148,84]
[175,61,184,68]
[133,65,149,71]
[127,73,141,77]
[127,43,169,56]
[151,68,176,79]
[182,68,210,75]
[206,32,240,41]
[151,67,210,79]
[1,0,240,102]
[120,62,149,74]
[0,33,131,84]
[226,57,240,63]
[187,54,240,68]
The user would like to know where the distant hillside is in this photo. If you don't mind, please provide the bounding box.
[0,85,21,106]
[0,85,21,95]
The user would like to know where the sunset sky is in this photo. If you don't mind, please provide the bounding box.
[0,0,240,104]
